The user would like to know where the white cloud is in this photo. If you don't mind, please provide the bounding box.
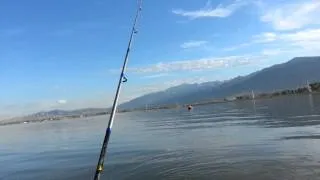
[281,28,320,42]
[253,32,277,43]
[226,27,320,54]
[172,0,247,19]
[223,33,278,52]
[57,100,67,104]
[127,55,263,74]
[282,29,320,53]
[163,77,210,87]
[261,1,320,31]
[141,73,170,79]
[234,27,320,59]
[181,40,208,49]
[255,28,320,51]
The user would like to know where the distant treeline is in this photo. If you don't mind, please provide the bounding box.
[310,82,320,91]
[236,82,320,100]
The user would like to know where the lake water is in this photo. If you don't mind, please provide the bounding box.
[1,95,320,180]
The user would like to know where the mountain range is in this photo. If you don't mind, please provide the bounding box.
[31,108,109,117]
[120,56,320,109]
[2,56,320,124]
[0,108,109,125]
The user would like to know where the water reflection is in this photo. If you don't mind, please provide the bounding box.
[309,94,314,110]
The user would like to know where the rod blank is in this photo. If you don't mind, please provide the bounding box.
[93,1,143,180]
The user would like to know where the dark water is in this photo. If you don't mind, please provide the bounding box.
[2,95,320,180]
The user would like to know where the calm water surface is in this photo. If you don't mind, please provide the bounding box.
[1,95,320,180]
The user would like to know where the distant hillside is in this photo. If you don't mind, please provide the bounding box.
[3,56,319,125]
[120,56,320,108]
[30,108,108,117]
[210,56,320,97]
[119,81,222,109]
[0,108,109,125]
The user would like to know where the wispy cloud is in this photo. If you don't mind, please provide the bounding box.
[260,1,320,31]
[141,73,170,79]
[57,100,67,104]
[222,1,320,52]
[163,77,210,87]
[281,28,320,42]
[243,27,320,58]
[253,32,277,43]
[172,0,247,19]
[225,27,320,53]
[281,29,320,53]
[127,55,263,74]
[181,40,208,49]
[255,28,320,49]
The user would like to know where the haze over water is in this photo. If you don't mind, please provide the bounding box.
[1,94,320,180]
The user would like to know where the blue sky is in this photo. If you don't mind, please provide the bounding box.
[1,0,320,118]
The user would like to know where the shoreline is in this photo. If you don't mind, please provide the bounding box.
[1,83,320,127]
[1,93,317,128]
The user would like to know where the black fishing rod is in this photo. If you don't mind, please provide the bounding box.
[93,1,143,180]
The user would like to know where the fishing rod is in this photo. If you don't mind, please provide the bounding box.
[93,1,143,180]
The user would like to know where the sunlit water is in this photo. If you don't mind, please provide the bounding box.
[1,94,320,180]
